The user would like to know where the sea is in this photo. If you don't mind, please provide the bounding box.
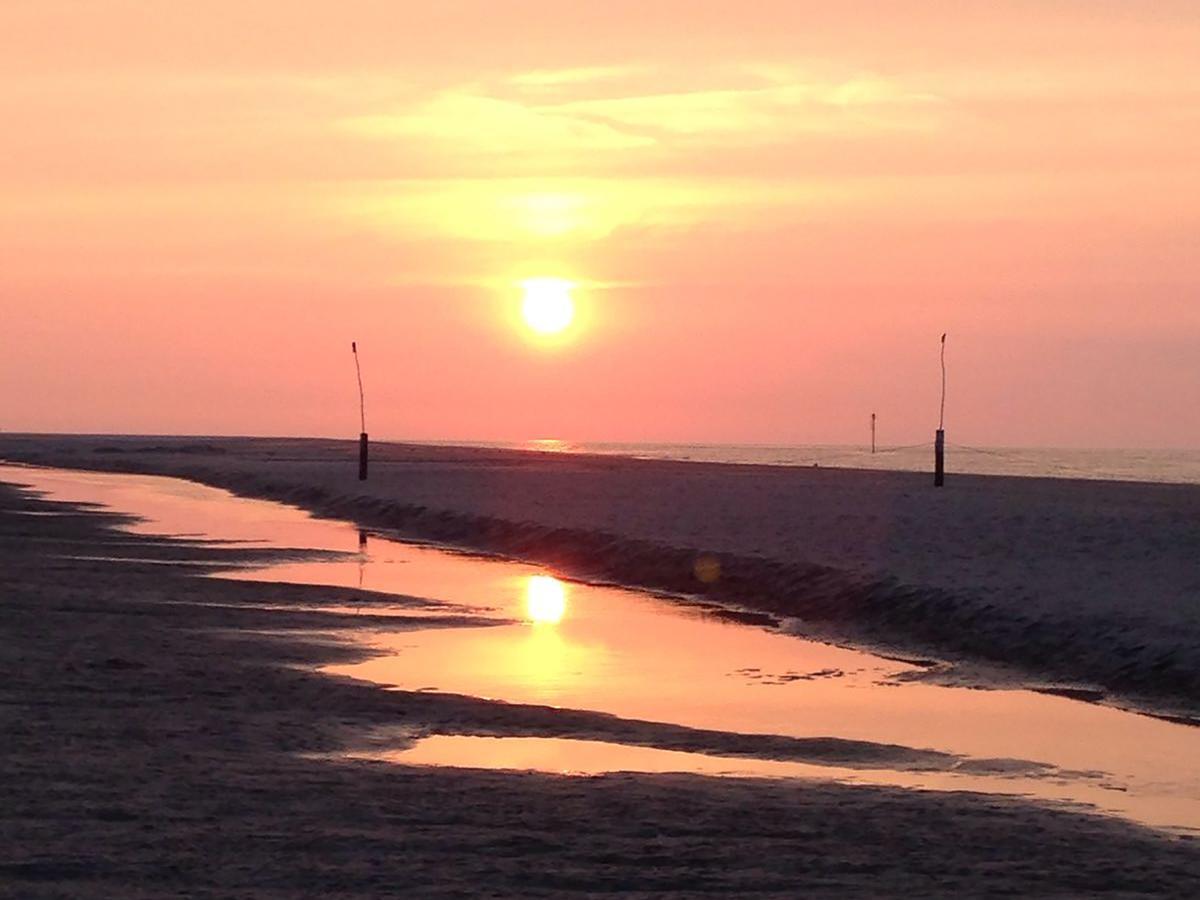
[433,440,1200,486]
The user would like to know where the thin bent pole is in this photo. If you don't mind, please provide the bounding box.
[352,341,366,434]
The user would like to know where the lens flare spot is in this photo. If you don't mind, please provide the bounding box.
[693,554,722,584]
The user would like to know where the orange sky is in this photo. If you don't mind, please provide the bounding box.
[2,2,1199,446]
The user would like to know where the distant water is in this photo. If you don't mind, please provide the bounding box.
[439,440,1200,486]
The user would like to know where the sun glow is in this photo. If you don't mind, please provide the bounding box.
[525,575,568,624]
[520,278,576,335]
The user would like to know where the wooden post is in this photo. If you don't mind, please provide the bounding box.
[935,333,946,487]
[871,413,876,454]
[358,431,368,481]
[934,428,944,486]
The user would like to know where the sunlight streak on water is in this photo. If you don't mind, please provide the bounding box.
[525,575,567,624]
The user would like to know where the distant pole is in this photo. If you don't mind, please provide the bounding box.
[352,341,368,481]
[935,333,946,487]
[871,413,876,454]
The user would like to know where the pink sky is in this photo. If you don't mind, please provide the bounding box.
[2,2,1198,446]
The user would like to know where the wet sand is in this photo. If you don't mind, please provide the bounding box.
[2,433,1198,720]
[4,480,1200,896]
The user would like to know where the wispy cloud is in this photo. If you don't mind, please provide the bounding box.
[508,65,642,87]
[343,91,655,156]
[546,76,944,140]
[342,69,944,174]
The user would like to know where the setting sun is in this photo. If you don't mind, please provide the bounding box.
[520,278,576,335]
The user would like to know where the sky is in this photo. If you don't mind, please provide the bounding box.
[2,1,1198,447]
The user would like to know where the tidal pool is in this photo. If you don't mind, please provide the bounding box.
[4,462,1198,833]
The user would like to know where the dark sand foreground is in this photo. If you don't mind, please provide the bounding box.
[4,476,1200,897]
[3,434,1198,720]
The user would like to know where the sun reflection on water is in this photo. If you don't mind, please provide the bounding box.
[526,438,575,453]
[525,575,567,624]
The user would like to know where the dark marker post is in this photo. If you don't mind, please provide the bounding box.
[871,412,876,454]
[935,333,946,487]
[352,341,368,481]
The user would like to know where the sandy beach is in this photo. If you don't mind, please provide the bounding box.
[3,434,1197,722]
[4,464,1200,897]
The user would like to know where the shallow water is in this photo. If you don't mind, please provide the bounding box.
[4,462,1199,833]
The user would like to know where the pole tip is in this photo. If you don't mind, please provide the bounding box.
[352,341,357,353]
